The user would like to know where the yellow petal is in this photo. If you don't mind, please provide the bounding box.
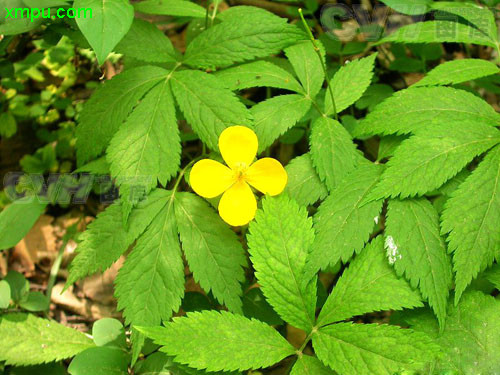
[190,159,234,198]
[219,126,258,169]
[218,181,257,226]
[246,158,288,196]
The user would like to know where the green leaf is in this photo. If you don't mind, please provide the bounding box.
[378,21,497,48]
[67,189,170,285]
[313,322,438,375]
[415,59,500,87]
[252,94,311,152]
[137,310,296,372]
[484,264,500,290]
[134,0,206,18]
[3,271,29,302]
[8,363,66,375]
[385,198,452,328]
[68,347,129,375]
[174,192,246,313]
[115,192,184,326]
[183,6,305,69]
[285,153,328,207]
[291,355,334,375]
[404,292,500,374]
[0,199,46,250]
[76,66,169,165]
[325,53,377,115]
[354,86,500,138]
[170,70,252,151]
[0,280,10,308]
[284,41,324,98]
[305,165,383,278]
[116,19,180,63]
[18,291,50,312]
[0,0,44,35]
[367,123,500,200]
[92,318,127,348]
[441,145,500,304]
[317,236,422,326]
[0,112,17,138]
[355,84,394,112]
[74,0,134,65]
[135,352,231,375]
[379,0,430,15]
[0,313,94,366]
[107,79,180,192]
[242,288,283,326]
[310,117,366,191]
[215,60,303,93]
[247,195,316,332]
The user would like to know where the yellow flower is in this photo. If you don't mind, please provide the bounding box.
[190,126,288,226]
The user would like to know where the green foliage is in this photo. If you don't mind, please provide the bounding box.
[285,153,327,206]
[284,41,324,98]
[291,355,334,375]
[133,0,206,18]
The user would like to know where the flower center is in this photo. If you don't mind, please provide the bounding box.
[232,162,248,183]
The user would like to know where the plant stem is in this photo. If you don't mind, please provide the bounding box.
[45,236,69,305]
[298,8,338,121]
[172,156,205,195]
[210,0,220,27]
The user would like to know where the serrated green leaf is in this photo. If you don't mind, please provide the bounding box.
[170,70,252,151]
[385,198,452,328]
[353,87,500,138]
[379,0,430,15]
[76,66,169,165]
[74,0,134,65]
[284,41,324,98]
[317,236,423,326]
[484,264,500,290]
[252,94,311,152]
[67,189,170,285]
[134,0,206,18]
[325,53,377,115]
[214,60,303,92]
[115,192,184,326]
[0,313,94,366]
[415,59,500,87]
[377,135,406,161]
[116,19,180,63]
[247,195,316,332]
[404,291,500,374]
[378,21,497,48]
[285,153,328,207]
[137,310,295,372]
[441,145,500,304]
[183,6,305,69]
[174,192,246,313]
[313,322,438,375]
[305,165,383,278]
[367,124,500,200]
[310,117,366,191]
[135,352,235,375]
[291,355,334,375]
[0,199,46,250]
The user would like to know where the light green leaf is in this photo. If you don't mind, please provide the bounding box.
[0,112,17,138]
[135,352,235,375]
[0,199,46,250]
[484,264,500,290]
[310,117,366,191]
[68,347,128,375]
[92,318,126,348]
[404,292,500,374]
[137,310,296,372]
[134,0,206,18]
[0,313,94,366]
[174,192,246,313]
[247,195,316,332]
[291,355,334,375]
[353,87,500,138]
[441,145,500,304]
[76,66,169,165]
[325,53,377,115]
[378,21,497,48]
[0,280,10,308]
[285,41,324,98]
[285,153,328,207]
[379,0,430,15]
[252,94,311,152]
[317,236,422,326]
[385,198,452,328]
[183,6,305,69]
[0,1,44,35]
[415,59,500,87]
[170,70,252,151]
[116,19,180,63]
[215,60,303,92]
[67,189,170,286]
[313,322,438,375]
[367,123,500,200]
[115,192,184,326]
[74,0,134,65]
[305,165,383,278]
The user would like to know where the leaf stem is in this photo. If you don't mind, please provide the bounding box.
[298,8,338,121]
